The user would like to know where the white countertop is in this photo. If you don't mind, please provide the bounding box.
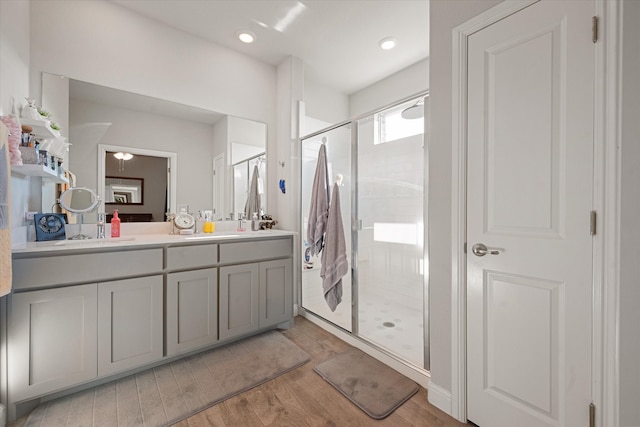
[12,229,296,255]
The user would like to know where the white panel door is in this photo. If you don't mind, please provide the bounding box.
[466,1,594,426]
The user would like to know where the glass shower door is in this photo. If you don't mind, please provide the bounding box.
[300,123,352,332]
[355,98,425,367]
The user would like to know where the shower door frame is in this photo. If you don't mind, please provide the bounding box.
[298,91,430,372]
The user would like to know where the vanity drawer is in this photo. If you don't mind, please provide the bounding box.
[12,249,163,290]
[166,244,218,270]
[219,237,292,264]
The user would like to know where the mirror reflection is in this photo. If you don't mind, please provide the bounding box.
[48,75,268,222]
[233,154,266,217]
[98,144,175,222]
[105,176,144,205]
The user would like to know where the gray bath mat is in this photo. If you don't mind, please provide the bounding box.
[25,330,310,426]
[313,347,419,419]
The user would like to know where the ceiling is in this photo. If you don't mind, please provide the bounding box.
[111,0,429,95]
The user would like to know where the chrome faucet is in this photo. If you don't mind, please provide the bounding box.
[96,212,106,239]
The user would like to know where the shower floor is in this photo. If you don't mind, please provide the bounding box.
[301,270,424,367]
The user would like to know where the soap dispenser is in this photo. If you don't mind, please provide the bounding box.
[251,212,259,231]
[111,210,121,238]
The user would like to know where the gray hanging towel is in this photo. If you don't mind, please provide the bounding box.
[321,182,348,312]
[307,144,330,256]
[244,164,261,219]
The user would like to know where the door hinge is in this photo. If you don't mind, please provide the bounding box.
[590,402,596,427]
[590,210,597,236]
[592,16,598,43]
[464,242,467,254]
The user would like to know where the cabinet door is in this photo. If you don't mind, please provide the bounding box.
[219,264,259,340]
[166,268,218,355]
[8,284,98,401]
[97,275,163,375]
[259,258,293,328]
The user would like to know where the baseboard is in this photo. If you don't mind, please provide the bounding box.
[427,381,452,416]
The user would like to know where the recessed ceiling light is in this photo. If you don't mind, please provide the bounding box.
[238,31,255,44]
[379,37,397,50]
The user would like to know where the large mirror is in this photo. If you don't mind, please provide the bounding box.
[44,74,267,222]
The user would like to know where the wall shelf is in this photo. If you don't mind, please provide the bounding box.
[20,118,61,138]
[11,164,69,184]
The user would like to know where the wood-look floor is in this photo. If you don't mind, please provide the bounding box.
[176,316,470,427]
[10,316,471,427]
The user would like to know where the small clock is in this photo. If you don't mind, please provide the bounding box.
[34,213,67,241]
[174,212,195,231]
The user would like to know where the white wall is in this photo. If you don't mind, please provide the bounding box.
[350,58,429,118]
[428,0,502,403]
[29,1,276,126]
[619,1,640,425]
[0,0,29,117]
[1,0,33,243]
[302,58,428,135]
[304,80,349,126]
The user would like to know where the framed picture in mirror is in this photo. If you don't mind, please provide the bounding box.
[105,176,143,205]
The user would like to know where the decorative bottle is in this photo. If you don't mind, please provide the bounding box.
[111,210,121,238]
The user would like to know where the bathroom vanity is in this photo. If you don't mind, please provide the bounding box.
[3,231,294,420]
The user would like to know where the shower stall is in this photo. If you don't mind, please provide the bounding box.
[300,94,428,370]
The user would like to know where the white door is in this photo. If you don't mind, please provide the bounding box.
[466,1,595,426]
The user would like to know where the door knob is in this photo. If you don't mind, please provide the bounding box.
[471,243,501,257]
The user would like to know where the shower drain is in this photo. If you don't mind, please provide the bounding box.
[382,322,395,328]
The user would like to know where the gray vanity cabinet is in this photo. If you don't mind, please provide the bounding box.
[5,236,293,421]
[218,238,294,340]
[219,263,260,340]
[8,284,98,402]
[97,275,164,375]
[259,258,293,327]
[7,248,163,404]
[166,268,218,355]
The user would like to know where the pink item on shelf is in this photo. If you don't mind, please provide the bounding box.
[0,115,23,166]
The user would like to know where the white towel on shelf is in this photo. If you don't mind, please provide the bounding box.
[321,182,348,312]
[307,144,330,256]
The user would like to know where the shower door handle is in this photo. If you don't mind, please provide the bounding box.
[471,243,501,257]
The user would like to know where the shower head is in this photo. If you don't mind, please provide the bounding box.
[401,101,423,120]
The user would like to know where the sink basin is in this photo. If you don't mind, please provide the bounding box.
[184,234,239,240]
[54,237,136,245]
